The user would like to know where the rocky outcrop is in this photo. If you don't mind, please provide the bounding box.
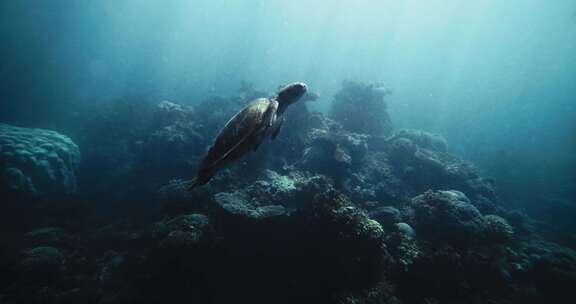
[410,190,484,244]
[331,80,393,136]
[387,129,498,208]
[408,190,515,246]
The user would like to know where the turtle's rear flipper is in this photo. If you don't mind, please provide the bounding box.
[188,167,215,192]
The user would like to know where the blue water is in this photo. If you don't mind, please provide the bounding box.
[2,0,574,201]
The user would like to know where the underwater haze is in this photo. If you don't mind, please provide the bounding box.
[1,1,576,303]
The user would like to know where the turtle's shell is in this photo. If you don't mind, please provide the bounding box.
[199,98,277,174]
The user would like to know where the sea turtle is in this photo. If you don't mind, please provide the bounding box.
[189,82,308,189]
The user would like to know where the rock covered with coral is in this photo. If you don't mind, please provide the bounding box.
[214,190,287,220]
[0,124,80,195]
[151,213,211,249]
[245,170,334,208]
[300,119,370,174]
[408,190,515,245]
[152,100,195,128]
[369,206,401,228]
[143,101,205,166]
[409,190,484,243]
[289,190,390,291]
[211,170,334,220]
[157,178,193,203]
[344,151,402,204]
[481,214,514,242]
[389,129,448,153]
[306,191,385,242]
[386,129,498,207]
[331,80,393,136]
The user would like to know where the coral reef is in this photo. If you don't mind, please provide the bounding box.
[300,119,369,175]
[142,101,205,168]
[482,214,514,242]
[1,80,574,304]
[395,222,416,238]
[151,213,211,250]
[211,170,335,220]
[386,129,498,209]
[0,124,80,196]
[214,190,287,220]
[407,190,516,247]
[331,80,393,136]
[244,170,334,209]
[410,190,484,244]
[369,206,401,229]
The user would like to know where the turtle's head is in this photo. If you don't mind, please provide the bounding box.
[276,82,307,113]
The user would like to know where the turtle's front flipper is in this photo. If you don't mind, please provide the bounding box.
[253,101,277,150]
[253,127,268,151]
[271,117,284,140]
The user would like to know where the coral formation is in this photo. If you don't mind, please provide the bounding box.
[0,124,80,195]
[386,129,498,209]
[331,80,393,136]
[1,80,574,304]
[143,101,205,166]
[369,206,401,229]
[152,213,211,249]
[300,120,369,174]
[214,190,287,220]
[410,190,483,244]
[395,222,416,238]
[244,170,334,209]
[482,214,514,242]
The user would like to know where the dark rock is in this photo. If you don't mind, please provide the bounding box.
[22,227,73,249]
[16,246,66,288]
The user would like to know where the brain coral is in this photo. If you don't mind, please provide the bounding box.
[482,214,514,242]
[411,190,483,243]
[0,124,80,195]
